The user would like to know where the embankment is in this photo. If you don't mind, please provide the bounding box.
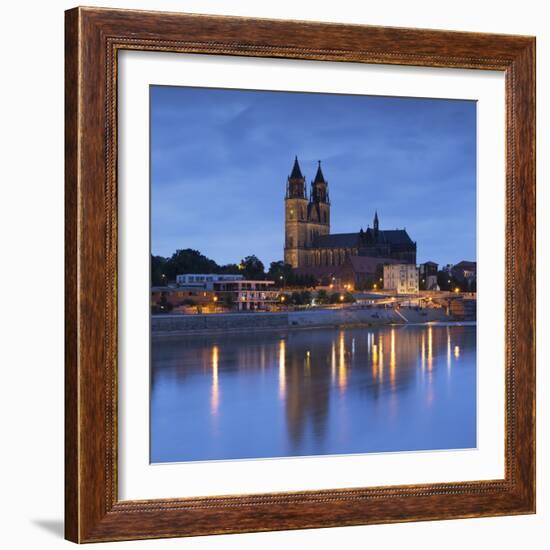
[152,307,451,337]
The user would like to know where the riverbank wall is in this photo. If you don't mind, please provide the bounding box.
[151,307,451,337]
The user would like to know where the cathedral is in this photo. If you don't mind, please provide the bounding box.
[284,156,416,273]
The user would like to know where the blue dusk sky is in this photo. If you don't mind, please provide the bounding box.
[151,85,476,268]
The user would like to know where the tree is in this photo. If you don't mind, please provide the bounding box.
[267,261,293,286]
[437,271,468,292]
[240,255,265,280]
[437,271,453,291]
[168,249,219,278]
[316,289,329,304]
[278,293,291,307]
[375,265,385,289]
[150,248,272,285]
[151,255,169,286]
[343,292,356,303]
[219,263,241,274]
[158,293,173,312]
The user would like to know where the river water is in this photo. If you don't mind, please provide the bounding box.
[151,323,476,463]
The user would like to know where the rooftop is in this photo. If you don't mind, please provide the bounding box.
[341,256,400,273]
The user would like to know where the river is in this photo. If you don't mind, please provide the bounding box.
[151,323,476,463]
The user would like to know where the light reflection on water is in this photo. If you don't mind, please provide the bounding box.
[151,324,476,463]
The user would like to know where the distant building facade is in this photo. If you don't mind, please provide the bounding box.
[176,273,243,290]
[336,256,399,290]
[151,286,216,313]
[284,157,417,272]
[451,261,477,285]
[383,263,419,294]
[419,261,439,290]
[158,274,278,313]
[212,279,278,311]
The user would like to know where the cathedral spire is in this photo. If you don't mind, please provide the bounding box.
[287,155,306,199]
[290,155,304,180]
[310,160,329,204]
[373,211,379,241]
[313,160,326,183]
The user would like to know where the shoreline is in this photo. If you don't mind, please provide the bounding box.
[151,308,475,339]
[151,321,476,340]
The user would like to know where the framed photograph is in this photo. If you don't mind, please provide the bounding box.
[65,7,536,543]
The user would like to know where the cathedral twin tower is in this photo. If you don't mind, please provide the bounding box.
[284,156,331,268]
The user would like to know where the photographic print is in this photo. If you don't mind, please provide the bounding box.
[150,85,477,464]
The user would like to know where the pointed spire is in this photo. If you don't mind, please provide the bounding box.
[290,155,304,180]
[374,210,379,227]
[313,160,326,184]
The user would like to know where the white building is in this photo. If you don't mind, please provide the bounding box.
[383,264,419,294]
[176,273,243,291]
[213,279,278,311]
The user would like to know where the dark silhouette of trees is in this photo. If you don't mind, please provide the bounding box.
[151,249,319,289]
[240,255,265,280]
[316,289,330,304]
[151,255,169,286]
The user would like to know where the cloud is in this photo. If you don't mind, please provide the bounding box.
[151,86,476,266]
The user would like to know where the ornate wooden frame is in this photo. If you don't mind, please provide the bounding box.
[65,6,536,543]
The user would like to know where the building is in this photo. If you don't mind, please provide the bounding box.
[156,274,279,313]
[383,263,419,294]
[151,286,216,313]
[419,261,439,290]
[212,279,278,311]
[336,256,399,290]
[284,157,416,271]
[451,261,477,285]
[176,273,243,290]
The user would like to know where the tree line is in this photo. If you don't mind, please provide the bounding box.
[151,248,317,287]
